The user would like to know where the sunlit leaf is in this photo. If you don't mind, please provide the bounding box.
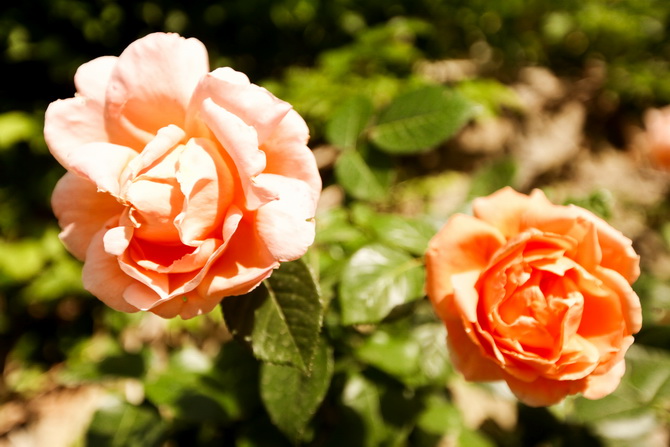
[144,342,260,424]
[220,259,323,372]
[0,111,40,150]
[369,86,475,154]
[260,340,334,443]
[326,95,374,150]
[355,322,449,387]
[339,244,424,325]
[334,147,394,202]
[85,396,166,447]
[350,204,439,256]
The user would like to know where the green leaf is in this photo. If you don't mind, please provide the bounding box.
[339,244,425,325]
[334,147,394,202]
[260,340,334,443]
[339,373,387,447]
[369,86,475,154]
[220,259,323,372]
[350,204,439,256]
[85,396,166,447]
[326,95,374,150]
[355,323,449,387]
[144,342,260,424]
[0,111,40,150]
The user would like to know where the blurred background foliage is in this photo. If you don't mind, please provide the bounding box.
[3,0,670,446]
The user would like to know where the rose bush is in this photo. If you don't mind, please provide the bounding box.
[425,187,642,406]
[44,33,321,319]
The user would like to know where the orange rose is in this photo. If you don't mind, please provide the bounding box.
[425,187,641,406]
[643,106,670,170]
[45,33,321,318]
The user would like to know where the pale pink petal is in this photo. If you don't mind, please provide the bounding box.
[201,98,277,210]
[185,67,292,145]
[175,137,235,245]
[45,97,112,170]
[105,33,209,149]
[120,125,187,183]
[255,174,318,262]
[103,226,133,256]
[148,289,223,319]
[74,56,117,104]
[65,141,138,196]
[262,109,322,203]
[82,224,139,313]
[196,219,279,299]
[52,172,124,260]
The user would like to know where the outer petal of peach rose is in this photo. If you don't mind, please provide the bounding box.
[503,373,586,407]
[582,357,627,400]
[262,109,322,203]
[185,68,293,145]
[74,56,117,104]
[44,57,117,169]
[105,33,209,149]
[122,283,221,319]
[201,98,277,210]
[52,172,124,260]
[65,141,138,196]
[82,224,140,313]
[594,267,642,334]
[196,219,279,299]
[255,174,318,262]
[442,289,504,381]
[425,214,505,311]
[472,187,551,237]
[579,208,640,284]
[147,287,223,319]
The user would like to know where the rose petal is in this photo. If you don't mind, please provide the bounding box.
[45,97,111,171]
[196,218,278,299]
[200,98,277,210]
[582,358,627,400]
[105,33,209,149]
[185,67,292,145]
[82,224,140,313]
[65,141,138,196]
[174,137,236,245]
[592,267,642,334]
[52,172,124,260]
[472,187,552,237]
[255,174,318,262]
[74,56,117,104]
[425,214,505,310]
[503,373,586,407]
[262,109,322,203]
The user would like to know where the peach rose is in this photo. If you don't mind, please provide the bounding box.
[425,187,641,406]
[643,106,670,170]
[44,33,321,319]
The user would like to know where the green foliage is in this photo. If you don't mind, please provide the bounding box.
[260,340,334,443]
[85,396,166,447]
[221,259,323,373]
[339,243,424,325]
[369,86,475,155]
